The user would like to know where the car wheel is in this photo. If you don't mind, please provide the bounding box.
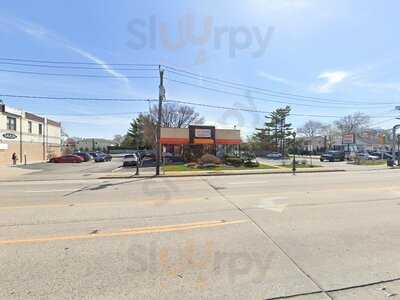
[329,158,334,162]
[320,158,323,162]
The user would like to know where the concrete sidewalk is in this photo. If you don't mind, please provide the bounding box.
[98,167,346,179]
[0,165,40,180]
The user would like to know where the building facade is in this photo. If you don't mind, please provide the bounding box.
[160,125,241,159]
[0,103,61,166]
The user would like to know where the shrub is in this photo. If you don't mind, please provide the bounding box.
[244,160,259,168]
[198,154,222,165]
[224,156,243,167]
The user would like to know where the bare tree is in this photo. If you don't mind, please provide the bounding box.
[334,112,370,134]
[298,120,325,138]
[149,103,204,128]
[112,134,124,145]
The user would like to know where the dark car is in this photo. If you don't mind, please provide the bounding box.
[73,152,93,162]
[94,153,112,162]
[89,152,100,158]
[49,155,83,163]
[320,150,345,162]
[265,152,283,160]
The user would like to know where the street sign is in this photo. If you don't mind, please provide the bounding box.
[342,133,355,144]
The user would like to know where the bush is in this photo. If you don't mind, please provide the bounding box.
[224,156,243,167]
[244,160,259,168]
[198,154,222,165]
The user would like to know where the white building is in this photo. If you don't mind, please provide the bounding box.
[0,103,61,165]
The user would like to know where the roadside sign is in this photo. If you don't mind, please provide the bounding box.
[342,134,355,144]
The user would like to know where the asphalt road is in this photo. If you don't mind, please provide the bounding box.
[1,169,400,299]
[14,157,156,180]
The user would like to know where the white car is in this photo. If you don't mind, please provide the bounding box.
[357,152,380,160]
[122,154,138,167]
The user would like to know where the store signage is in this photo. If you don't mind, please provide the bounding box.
[189,125,215,144]
[342,134,355,144]
[195,128,212,138]
[2,133,17,139]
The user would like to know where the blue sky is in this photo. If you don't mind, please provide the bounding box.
[0,0,399,139]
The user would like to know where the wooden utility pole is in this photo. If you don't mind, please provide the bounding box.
[156,66,165,176]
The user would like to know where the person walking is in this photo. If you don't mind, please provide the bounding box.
[11,152,18,165]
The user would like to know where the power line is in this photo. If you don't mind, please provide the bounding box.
[166,78,389,109]
[0,61,158,71]
[165,99,396,119]
[164,65,398,106]
[0,68,158,79]
[0,94,157,102]
[1,93,396,119]
[39,111,145,117]
[0,57,157,66]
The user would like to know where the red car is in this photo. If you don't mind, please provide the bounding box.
[49,155,84,163]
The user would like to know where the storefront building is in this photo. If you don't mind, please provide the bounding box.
[160,125,241,159]
[0,103,61,166]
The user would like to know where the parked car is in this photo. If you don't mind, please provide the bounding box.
[89,152,100,158]
[144,150,156,160]
[320,150,345,162]
[265,152,283,160]
[122,154,138,167]
[49,155,84,163]
[369,151,392,160]
[73,152,93,162]
[356,152,380,160]
[94,153,112,162]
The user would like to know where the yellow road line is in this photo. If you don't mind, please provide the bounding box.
[120,220,227,232]
[0,220,247,245]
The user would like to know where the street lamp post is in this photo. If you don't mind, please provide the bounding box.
[292,132,296,175]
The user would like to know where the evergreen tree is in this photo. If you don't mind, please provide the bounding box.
[251,106,292,154]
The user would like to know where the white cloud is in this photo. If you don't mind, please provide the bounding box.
[0,15,129,85]
[258,71,290,85]
[311,70,350,93]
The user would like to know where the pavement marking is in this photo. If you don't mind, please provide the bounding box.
[0,219,247,245]
[227,181,268,185]
[23,189,78,193]
[0,197,211,210]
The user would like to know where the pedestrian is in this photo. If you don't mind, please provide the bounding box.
[11,152,18,165]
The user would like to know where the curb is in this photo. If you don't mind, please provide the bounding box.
[97,168,346,179]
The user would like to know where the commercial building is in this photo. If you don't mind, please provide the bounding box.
[0,103,61,166]
[160,125,241,159]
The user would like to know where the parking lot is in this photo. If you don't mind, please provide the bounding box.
[13,156,157,180]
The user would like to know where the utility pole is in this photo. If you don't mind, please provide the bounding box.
[156,66,165,176]
[292,132,297,175]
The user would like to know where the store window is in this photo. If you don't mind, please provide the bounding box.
[7,116,17,131]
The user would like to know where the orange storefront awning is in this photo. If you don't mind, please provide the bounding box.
[160,137,189,145]
[216,139,241,145]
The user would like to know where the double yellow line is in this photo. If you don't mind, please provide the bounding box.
[0,219,247,246]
